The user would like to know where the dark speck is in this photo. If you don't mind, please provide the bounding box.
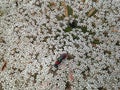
[69,20,78,28]
[15,1,18,6]
[98,87,107,90]
[65,81,71,90]
[116,41,119,46]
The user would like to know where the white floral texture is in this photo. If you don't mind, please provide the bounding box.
[0,0,120,90]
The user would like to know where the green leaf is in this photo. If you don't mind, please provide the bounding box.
[72,34,79,40]
[56,14,65,20]
[92,39,100,44]
[80,26,88,33]
[0,10,3,16]
[64,26,72,32]
[89,30,96,36]
[77,61,81,66]
[74,14,78,18]
[67,5,73,16]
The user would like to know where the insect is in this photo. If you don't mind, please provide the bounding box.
[54,52,68,68]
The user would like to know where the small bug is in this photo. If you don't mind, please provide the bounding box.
[54,52,68,68]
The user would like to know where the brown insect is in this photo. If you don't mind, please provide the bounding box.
[1,61,7,71]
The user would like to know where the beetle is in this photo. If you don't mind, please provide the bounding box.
[54,52,68,68]
[49,52,68,72]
